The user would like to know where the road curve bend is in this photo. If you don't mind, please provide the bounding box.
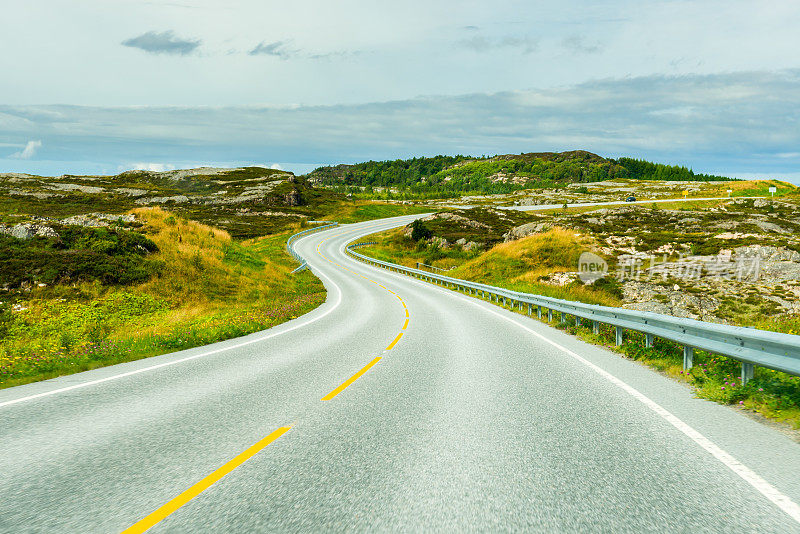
[1,216,800,533]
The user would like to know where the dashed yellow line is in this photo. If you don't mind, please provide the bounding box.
[122,426,291,534]
[123,226,410,530]
[313,228,410,399]
[386,332,404,350]
[320,356,383,401]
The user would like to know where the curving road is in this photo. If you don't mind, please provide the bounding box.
[2,216,800,533]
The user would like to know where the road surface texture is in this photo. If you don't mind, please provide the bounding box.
[2,216,800,533]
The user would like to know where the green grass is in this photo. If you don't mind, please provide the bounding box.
[730,179,794,198]
[324,201,432,223]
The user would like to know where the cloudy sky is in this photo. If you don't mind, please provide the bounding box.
[1,0,799,180]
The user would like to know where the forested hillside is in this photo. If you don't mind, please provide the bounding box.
[617,157,730,181]
[306,150,735,198]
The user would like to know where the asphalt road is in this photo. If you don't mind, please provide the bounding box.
[2,216,800,533]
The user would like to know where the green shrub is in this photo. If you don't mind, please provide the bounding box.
[410,220,433,241]
[0,226,161,288]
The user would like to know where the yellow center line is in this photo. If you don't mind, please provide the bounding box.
[386,332,403,350]
[122,426,291,534]
[321,357,382,401]
[312,226,411,399]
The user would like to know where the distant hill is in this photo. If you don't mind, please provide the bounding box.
[305,151,733,198]
[0,166,343,239]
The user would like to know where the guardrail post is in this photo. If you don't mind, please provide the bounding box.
[547,309,553,322]
[537,306,542,319]
[575,316,581,326]
[592,320,599,335]
[683,345,694,370]
[645,333,654,348]
[741,362,755,385]
[615,326,624,346]
[527,303,532,316]
[560,312,566,324]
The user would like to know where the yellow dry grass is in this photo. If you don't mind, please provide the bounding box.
[132,207,291,308]
[451,227,621,307]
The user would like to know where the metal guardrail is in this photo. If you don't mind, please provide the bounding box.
[286,223,339,273]
[345,243,800,385]
[416,262,456,273]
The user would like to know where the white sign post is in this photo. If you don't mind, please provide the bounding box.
[727,189,732,198]
[769,186,777,199]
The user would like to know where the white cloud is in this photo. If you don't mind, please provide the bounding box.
[10,140,42,159]
[127,162,176,172]
[2,69,800,179]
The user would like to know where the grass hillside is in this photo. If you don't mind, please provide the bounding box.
[0,208,325,388]
[358,226,621,307]
[448,229,622,306]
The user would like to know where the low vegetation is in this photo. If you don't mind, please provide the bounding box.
[0,208,325,388]
[358,224,622,307]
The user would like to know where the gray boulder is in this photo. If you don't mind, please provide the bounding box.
[6,223,60,240]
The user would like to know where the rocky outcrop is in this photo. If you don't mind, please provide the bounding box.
[419,212,490,228]
[0,223,60,240]
[430,236,450,248]
[503,221,552,242]
[734,245,800,262]
[61,213,137,227]
[114,188,148,197]
[622,281,723,322]
[538,271,579,287]
[283,189,301,207]
[135,195,190,205]
[46,183,106,194]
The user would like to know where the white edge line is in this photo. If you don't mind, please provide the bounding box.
[346,235,800,525]
[0,231,347,410]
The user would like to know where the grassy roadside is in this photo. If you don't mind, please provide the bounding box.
[355,227,800,431]
[0,208,326,389]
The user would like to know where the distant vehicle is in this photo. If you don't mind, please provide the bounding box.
[625,195,636,202]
